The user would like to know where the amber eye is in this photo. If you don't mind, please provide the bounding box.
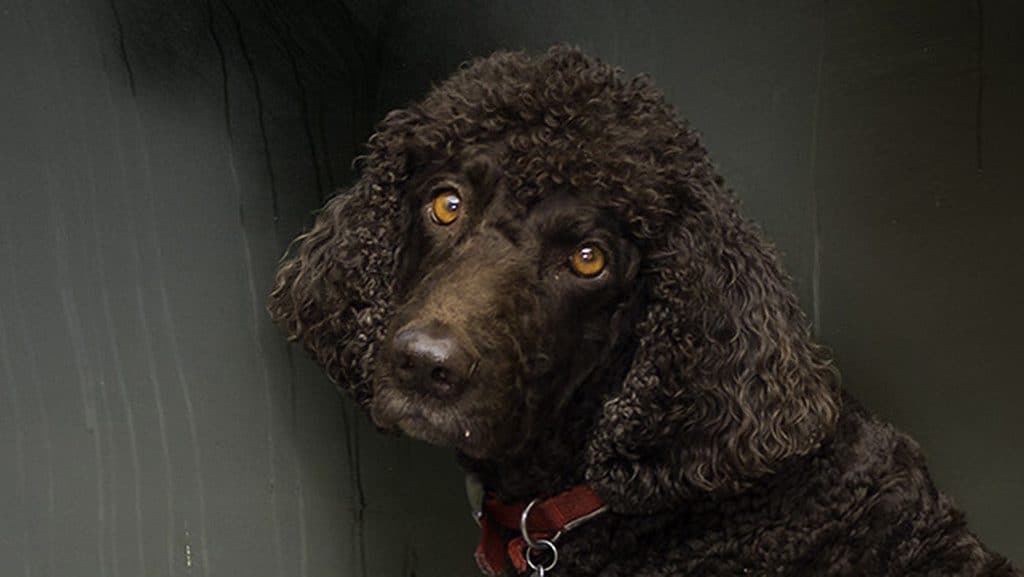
[570,244,606,278]
[430,189,462,225]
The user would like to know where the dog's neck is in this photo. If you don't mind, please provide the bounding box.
[458,358,629,502]
[458,419,591,501]
[458,311,642,501]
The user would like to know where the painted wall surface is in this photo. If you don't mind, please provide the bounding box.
[0,1,476,576]
[0,1,1020,576]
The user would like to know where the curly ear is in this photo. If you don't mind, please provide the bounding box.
[585,177,840,513]
[268,103,431,405]
[267,179,402,406]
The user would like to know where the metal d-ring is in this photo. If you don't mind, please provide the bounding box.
[524,539,558,575]
[519,499,544,549]
[520,499,559,575]
[519,499,563,547]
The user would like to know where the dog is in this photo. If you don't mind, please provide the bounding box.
[269,46,1019,576]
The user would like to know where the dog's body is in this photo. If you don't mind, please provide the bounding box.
[548,397,1014,576]
[270,47,1019,576]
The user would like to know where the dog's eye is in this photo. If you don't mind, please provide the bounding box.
[570,244,606,278]
[430,189,462,225]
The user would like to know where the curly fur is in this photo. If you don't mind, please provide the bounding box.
[269,46,1018,576]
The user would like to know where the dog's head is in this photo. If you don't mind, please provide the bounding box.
[365,144,644,461]
[269,46,839,512]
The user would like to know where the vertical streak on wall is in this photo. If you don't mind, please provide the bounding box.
[106,3,182,565]
[25,3,112,574]
[132,269,178,577]
[123,0,215,555]
[48,182,109,577]
[207,2,285,575]
[315,85,337,197]
[246,7,320,575]
[57,14,125,571]
[0,226,31,577]
[106,0,136,98]
[219,0,281,227]
[94,6,148,570]
[808,0,828,337]
[7,3,61,575]
[975,0,984,172]
[254,0,328,201]
[340,401,369,577]
[93,0,221,539]
[0,207,57,577]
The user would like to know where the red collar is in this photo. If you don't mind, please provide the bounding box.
[474,485,607,575]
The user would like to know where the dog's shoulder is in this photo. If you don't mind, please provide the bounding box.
[774,394,1019,575]
[592,397,1020,576]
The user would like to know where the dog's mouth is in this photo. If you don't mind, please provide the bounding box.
[370,384,494,458]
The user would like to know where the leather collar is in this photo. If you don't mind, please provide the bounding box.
[471,481,607,575]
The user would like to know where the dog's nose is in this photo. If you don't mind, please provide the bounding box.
[390,324,473,399]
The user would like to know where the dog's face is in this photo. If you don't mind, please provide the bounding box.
[270,47,839,510]
[370,149,641,459]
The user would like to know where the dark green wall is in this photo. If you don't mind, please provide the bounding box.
[0,1,1020,576]
[0,1,474,575]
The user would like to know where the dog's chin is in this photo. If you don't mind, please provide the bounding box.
[370,389,494,459]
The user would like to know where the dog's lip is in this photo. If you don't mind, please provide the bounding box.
[396,414,461,446]
[369,390,495,458]
[370,390,469,445]
[368,394,414,430]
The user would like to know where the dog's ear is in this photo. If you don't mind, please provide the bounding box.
[584,175,841,513]
[267,108,425,406]
[267,180,400,406]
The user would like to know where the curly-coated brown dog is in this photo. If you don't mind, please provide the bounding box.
[269,46,1019,576]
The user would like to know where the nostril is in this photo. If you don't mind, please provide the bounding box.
[430,370,455,397]
[430,367,450,384]
[399,353,415,370]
